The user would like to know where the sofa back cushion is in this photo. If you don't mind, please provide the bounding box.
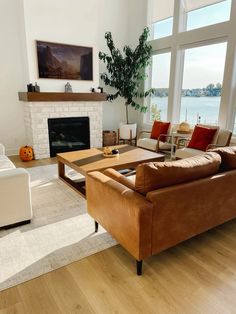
[208,146,236,171]
[187,125,218,151]
[216,129,232,146]
[135,152,221,195]
[150,121,170,142]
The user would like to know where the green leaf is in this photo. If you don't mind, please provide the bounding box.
[99,27,152,121]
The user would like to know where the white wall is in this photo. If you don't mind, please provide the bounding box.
[0,0,28,155]
[128,0,148,130]
[96,0,130,130]
[0,0,147,154]
[23,0,100,92]
[100,0,148,130]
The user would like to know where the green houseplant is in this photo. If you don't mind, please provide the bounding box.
[99,27,154,139]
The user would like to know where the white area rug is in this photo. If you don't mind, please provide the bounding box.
[0,164,116,291]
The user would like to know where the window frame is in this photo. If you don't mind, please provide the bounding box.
[144,49,171,124]
[145,0,236,135]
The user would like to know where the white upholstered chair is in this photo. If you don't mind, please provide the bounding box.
[0,144,32,228]
[137,124,179,153]
[175,128,232,159]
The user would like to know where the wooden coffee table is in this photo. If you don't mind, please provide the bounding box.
[57,145,164,197]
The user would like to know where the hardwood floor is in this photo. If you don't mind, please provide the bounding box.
[1,156,236,313]
[9,155,57,168]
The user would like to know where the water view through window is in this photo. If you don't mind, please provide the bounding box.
[151,52,171,121]
[150,43,227,125]
[149,0,234,130]
[180,42,227,125]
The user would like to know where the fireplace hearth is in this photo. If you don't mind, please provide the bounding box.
[48,117,90,157]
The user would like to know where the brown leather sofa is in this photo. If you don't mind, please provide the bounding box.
[86,147,236,275]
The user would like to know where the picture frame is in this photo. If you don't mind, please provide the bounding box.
[36,40,93,81]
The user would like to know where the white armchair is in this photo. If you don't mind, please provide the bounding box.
[0,144,32,228]
[137,123,179,153]
[175,128,232,159]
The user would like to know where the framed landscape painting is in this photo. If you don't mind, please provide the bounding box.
[36,41,93,80]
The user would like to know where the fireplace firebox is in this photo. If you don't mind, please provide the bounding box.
[48,117,90,157]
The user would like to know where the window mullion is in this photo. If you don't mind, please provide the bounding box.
[173,0,187,34]
[219,0,236,131]
[167,0,186,123]
[218,40,236,129]
[168,48,185,123]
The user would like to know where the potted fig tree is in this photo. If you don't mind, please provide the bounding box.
[99,27,154,140]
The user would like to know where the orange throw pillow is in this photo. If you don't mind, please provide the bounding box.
[150,121,170,142]
[188,125,218,151]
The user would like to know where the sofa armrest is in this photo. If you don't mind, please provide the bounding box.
[207,143,229,150]
[86,171,153,260]
[0,143,5,155]
[103,168,135,190]
[0,168,32,227]
[138,130,151,140]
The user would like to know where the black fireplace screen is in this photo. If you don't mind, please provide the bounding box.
[48,117,90,157]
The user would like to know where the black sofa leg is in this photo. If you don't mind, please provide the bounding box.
[1,219,31,230]
[136,260,143,276]
[95,221,99,232]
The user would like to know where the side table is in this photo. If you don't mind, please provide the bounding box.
[170,131,191,160]
[118,129,137,146]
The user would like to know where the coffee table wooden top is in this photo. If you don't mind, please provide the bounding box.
[57,145,164,176]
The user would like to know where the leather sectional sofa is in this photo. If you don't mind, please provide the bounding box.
[86,146,236,275]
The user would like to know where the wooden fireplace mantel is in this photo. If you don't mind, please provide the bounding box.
[18,92,107,102]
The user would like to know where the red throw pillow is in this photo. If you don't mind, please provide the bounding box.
[188,125,218,151]
[150,121,170,142]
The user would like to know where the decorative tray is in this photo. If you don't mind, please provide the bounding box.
[103,153,119,158]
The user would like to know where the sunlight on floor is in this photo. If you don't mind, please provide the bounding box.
[0,213,107,283]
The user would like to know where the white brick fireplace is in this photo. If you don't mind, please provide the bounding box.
[24,101,103,159]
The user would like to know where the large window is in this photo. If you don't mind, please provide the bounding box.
[147,0,236,134]
[150,52,171,121]
[186,0,232,31]
[180,42,227,125]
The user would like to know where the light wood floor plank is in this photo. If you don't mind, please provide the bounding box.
[45,267,94,313]
[17,276,62,314]
[0,287,21,310]
[0,302,26,314]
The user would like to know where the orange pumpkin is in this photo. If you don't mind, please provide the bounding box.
[19,146,34,161]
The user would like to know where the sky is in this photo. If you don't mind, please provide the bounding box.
[152,0,231,89]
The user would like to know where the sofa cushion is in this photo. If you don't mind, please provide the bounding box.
[175,147,206,159]
[197,124,219,144]
[137,138,171,151]
[0,155,16,171]
[187,125,218,151]
[150,121,170,142]
[208,146,236,171]
[135,152,221,195]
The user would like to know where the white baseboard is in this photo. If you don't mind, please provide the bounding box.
[6,148,19,156]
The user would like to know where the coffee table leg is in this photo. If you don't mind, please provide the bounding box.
[58,160,86,198]
[58,160,65,179]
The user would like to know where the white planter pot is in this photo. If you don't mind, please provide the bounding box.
[119,122,137,140]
